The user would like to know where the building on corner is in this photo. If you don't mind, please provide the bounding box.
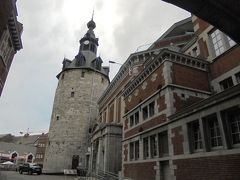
[122,15,240,180]
[89,17,197,178]
[0,0,23,97]
[88,15,240,180]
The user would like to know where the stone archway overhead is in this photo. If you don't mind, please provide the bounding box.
[161,0,240,44]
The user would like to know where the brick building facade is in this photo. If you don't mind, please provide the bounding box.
[89,18,206,178]
[121,15,240,180]
[0,0,23,96]
[34,133,48,167]
[88,15,240,179]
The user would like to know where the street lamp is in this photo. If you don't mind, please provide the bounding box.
[108,61,123,65]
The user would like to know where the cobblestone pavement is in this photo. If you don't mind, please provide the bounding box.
[0,171,79,180]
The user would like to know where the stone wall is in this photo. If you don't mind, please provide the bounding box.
[44,69,108,173]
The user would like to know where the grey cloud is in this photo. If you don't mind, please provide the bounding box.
[0,0,190,135]
[113,0,190,62]
[95,0,104,11]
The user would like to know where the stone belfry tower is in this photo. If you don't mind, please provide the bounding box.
[43,17,109,173]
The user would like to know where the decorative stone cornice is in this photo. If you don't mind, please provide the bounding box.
[123,49,209,98]
[98,48,161,106]
[8,14,22,51]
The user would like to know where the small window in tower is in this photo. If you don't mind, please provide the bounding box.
[101,77,104,83]
[219,77,233,90]
[56,115,59,121]
[71,91,75,97]
[61,73,64,80]
[83,44,89,51]
[81,71,85,78]
[90,44,95,53]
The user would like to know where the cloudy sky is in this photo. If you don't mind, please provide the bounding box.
[0,0,190,135]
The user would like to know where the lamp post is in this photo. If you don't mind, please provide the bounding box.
[108,61,123,66]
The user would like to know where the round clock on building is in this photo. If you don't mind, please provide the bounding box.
[83,40,90,45]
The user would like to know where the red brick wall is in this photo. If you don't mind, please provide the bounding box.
[210,47,240,79]
[171,126,184,155]
[0,0,12,36]
[174,154,240,180]
[198,38,209,59]
[192,17,210,36]
[125,65,165,111]
[173,93,205,112]
[124,162,156,180]
[172,63,210,91]
[153,34,194,49]
[124,96,166,132]
[124,114,166,138]
[157,95,167,112]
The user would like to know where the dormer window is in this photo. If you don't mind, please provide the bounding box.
[96,60,101,70]
[90,44,96,53]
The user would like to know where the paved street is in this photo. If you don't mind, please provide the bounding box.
[0,171,80,180]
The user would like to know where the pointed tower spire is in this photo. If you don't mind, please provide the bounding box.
[92,9,94,21]
[78,13,99,62]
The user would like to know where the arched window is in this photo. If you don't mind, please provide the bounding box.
[75,53,86,66]
[95,57,102,71]
[90,44,96,53]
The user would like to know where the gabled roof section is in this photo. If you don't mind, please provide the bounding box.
[123,48,209,98]
[159,17,193,39]
[162,0,240,44]
[149,17,193,49]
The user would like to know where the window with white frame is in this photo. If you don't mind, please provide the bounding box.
[222,107,240,146]
[142,101,155,120]
[188,120,203,152]
[129,111,139,127]
[206,115,222,148]
[235,72,240,84]
[149,102,155,117]
[210,29,237,57]
[210,29,225,57]
[219,77,234,90]
[143,137,149,159]
[229,112,240,145]
[129,140,139,160]
[150,135,157,157]
[142,106,148,120]
[158,131,169,157]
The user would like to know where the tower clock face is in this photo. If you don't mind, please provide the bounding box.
[84,40,90,45]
